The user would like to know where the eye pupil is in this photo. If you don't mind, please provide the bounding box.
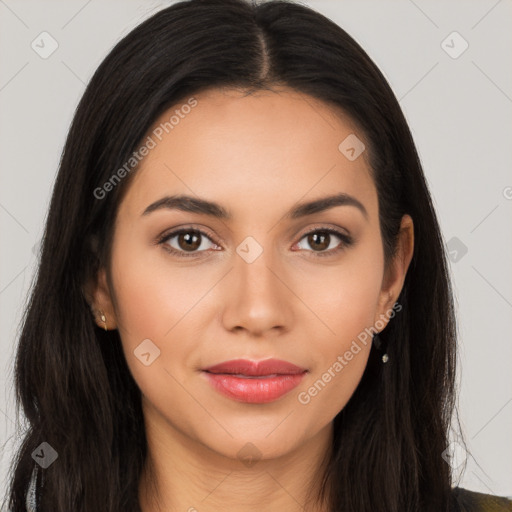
[309,232,330,251]
[179,232,201,251]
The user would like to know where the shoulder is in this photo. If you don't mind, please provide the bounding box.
[451,487,512,512]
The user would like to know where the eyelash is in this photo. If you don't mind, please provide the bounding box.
[156,226,354,259]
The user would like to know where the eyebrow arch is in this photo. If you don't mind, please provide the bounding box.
[141,193,368,221]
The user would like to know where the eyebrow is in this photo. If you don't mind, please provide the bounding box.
[142,193,368,221]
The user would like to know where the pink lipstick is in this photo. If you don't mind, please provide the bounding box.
[202,358,308,403]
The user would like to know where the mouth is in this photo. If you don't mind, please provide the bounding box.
[201,358,308,403]
[204,372,285,378]
[202,358,307,376]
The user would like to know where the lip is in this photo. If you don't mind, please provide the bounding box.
[202,358,308,403]
[203,358,307,376]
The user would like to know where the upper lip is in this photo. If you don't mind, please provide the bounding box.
[203,358,307,376]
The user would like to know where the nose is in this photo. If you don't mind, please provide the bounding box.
[220,242,294,337]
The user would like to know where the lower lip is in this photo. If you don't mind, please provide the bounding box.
[202,371,307,403]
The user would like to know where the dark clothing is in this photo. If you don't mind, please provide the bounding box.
[451,487,512,511]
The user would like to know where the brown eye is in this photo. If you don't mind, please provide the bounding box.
[159,228,220,257]
[176,231,202,252]
[306,232,330,251]
[296,228,353,256]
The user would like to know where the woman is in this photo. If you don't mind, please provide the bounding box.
[5,0,511,510]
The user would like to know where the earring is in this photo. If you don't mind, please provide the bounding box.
[98,310,108,331]
[372,332,389,363]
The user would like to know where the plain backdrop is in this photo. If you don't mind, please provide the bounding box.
[1,0,511,505]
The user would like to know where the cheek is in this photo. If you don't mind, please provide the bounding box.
[293,246,382,416]
[109,237,220,386]
[303,249,384,342]
[111,236,215,341]
[296,286,375,424]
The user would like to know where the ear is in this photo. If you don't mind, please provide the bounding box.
[83,266,118,331]
[374,214,414,327]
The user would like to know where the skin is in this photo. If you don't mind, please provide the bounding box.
[86,87,414,512]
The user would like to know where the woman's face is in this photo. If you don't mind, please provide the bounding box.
[90,87,413,462]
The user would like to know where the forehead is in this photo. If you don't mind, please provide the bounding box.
[118,87,377,221]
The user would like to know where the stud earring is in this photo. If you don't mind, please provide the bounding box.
[372,332,389,363]
[98,310,108,331]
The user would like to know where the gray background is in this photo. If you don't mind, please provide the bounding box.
[1,0,511,505]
